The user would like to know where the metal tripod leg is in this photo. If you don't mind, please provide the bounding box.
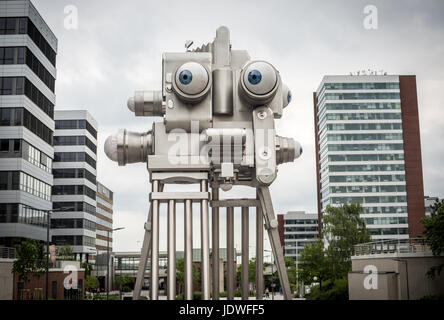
[257,186,292,300]
[133,183,164,300]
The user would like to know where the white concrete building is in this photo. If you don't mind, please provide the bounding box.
[0,0,57,246]
[51,110,98,262]
[278,211,318,262]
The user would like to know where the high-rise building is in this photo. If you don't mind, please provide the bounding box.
[277,211,318,262]
[95,181,113,252]
[0,0,57,247]
[313,75,425,240]
[51,110,98,262]
[424,196,442,217]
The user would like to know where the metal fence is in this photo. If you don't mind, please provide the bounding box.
[0,247,17,259]
[354,238,429,256]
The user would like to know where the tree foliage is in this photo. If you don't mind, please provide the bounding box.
[57,245,74,261]
[299,203,371,299]
[115,275,134,292]
[176,258,199,294]
[85,275,99,292]
[12,239,45,283]
[421,199,444,279]
[299,239,330,286]
[323,203,371,278]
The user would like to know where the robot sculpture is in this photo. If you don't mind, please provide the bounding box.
[104,26,302,300]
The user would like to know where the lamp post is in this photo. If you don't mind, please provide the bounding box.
[98,227,125,300]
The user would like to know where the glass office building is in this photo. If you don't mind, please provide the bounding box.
[0,0,57,247]
[51,110,98,262]
[313,75,425,240]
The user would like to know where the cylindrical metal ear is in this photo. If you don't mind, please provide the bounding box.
[128,90,165,117]
[104,129,153,166]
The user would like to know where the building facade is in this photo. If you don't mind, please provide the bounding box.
[95,182,113,253]
[313,75,425,240]
[51,110,98,262]
[424,196,442,217]
[0,0,57,246]
[277,211,318,262]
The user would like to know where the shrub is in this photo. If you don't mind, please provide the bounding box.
[306,277,348,300]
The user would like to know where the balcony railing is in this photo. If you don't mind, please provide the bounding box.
[354,238,429,256]
[0,247,17,259]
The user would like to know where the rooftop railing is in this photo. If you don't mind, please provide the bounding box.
[354,238,429,256]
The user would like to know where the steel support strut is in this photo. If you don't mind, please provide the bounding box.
[241,206,249,300]
[133,183,164,300]
[256,193,264,300]
[167,199,176,300]
[211,187,220,300]
[226,206,234,300]
[201,180,210,300]
[257,186,292,300]
[151,180,160,300]
[185,199,193,300]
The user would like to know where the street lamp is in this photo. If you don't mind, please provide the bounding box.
[97,227,125,300]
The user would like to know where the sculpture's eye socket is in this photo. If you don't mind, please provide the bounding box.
[243,61,277,95]
[175,62,209,95]
[281,83,292,108]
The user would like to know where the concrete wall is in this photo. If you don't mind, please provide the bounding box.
[349,255,444,300]
[0,260,14,300]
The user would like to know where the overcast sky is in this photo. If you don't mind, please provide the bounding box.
[32,0,444,255]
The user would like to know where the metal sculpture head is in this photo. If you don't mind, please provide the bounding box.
[104,26,301,189]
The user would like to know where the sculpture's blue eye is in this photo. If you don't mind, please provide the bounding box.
[248,70,262,85]
[179,70,192,85]
[287,90,292,103]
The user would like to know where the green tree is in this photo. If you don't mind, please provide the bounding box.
[12,239,45,283]
[323,203,371,278]
[115,275,134,299]
[57,245,74,261]
[176,258,199,295]
[299,240,330,288]
[84,275,99,298]
[299,203,371,299]
[421,199,444,279]
[81,262,93,277]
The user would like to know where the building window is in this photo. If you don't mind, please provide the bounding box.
[0,77,54,118]
[51,281,57,300]
[0,17,56,66]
